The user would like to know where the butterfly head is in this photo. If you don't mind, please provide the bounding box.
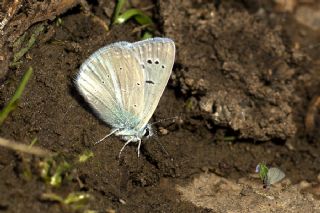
[142,124,153,139]
[116,124,153,142]
[134,123,153,140]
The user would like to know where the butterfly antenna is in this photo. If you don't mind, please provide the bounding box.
[94,128,119,145]
[137,139,142,158]
[157,139,170,156]
[151,130,171,158]
[150,116,178,126]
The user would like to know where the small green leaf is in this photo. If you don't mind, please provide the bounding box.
[41,192,64,203]
[257,163,269,181]
[141,31,153,40]
[114,9,153,26]
[39,158,52,182]
[41,192,92,211]
[64,192,92,211]
[223,136,236,141]
[78,150,94,163]
[133,12,153,26]
[64,192,91,205]
[50,161,71,187]
[56,18,63,27]
[39,158,72,187]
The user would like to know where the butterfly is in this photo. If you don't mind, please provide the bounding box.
[264,167,285,186]
[75,37,175,157]
[256,164,285,187]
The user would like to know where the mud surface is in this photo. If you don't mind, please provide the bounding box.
[0,0,320,212]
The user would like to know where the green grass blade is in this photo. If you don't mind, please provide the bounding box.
[112,0,127,24]
[29,137,38,148]
[0,66,33,126]
[133,12,154,26]
[114,9,153,26]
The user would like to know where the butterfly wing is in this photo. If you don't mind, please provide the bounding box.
[266,167,285,185]
[76,42,145,129]
[129,38,175,130]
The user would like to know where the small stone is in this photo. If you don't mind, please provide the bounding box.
[285,141,295,150]
[199,95,214,113]
[266,195,275,200]
[159,127,169,135]
[295,6,320,31]
[119,198,126,205]
[106,209,116,213]
[298,180,311,189]
[185,78,194,87]
[274,0,296,12]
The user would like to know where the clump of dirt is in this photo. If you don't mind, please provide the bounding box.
[0,0,81,79]
[160,0,308,140]
[177,172,320,212]
[0,0,319,212]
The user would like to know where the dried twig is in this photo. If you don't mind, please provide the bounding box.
[0,137,53,157]
[0,0,22,32]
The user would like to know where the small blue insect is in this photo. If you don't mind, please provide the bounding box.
[76,38,175,157]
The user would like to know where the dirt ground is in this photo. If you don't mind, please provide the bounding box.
[0,0,320,212]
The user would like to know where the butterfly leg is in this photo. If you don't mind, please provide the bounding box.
[94,128,119,145]
[137,139,142,157]
[118,138,134,158]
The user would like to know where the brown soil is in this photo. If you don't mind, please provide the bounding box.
[0,0,320,212]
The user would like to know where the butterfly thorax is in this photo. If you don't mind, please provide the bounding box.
[114,123,153,142]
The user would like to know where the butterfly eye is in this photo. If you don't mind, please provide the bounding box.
[155,60,159,64]
[143,128,150,137]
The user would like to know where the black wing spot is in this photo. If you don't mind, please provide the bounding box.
[142,64,145,69]
[120,67,123,70]
[146,80,155,84]
[137,82,141,86]
[147,59,152,64]
[107,75,110,78]
[134,104,137,107]
[155,60,159,64]
[162,65,165,69]
[102,81,105,84]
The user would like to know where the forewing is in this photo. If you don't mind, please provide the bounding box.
[130,38,175,129]
[267,167,285,185]
[76,42,145,128]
